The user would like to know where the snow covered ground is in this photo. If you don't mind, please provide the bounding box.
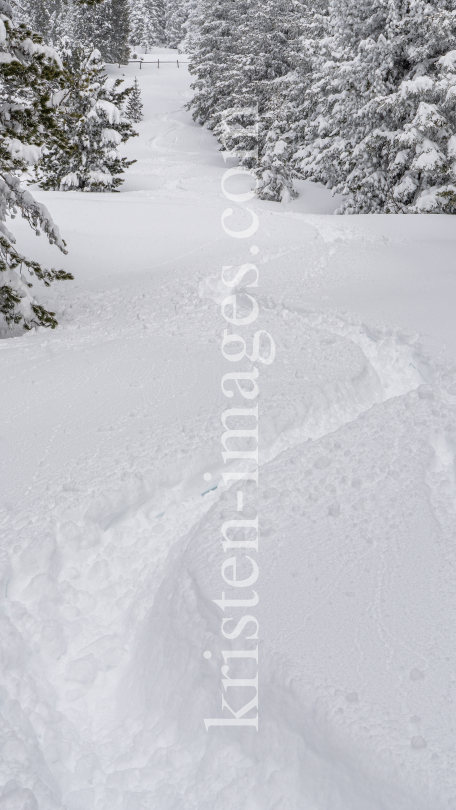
[1,49,456,810]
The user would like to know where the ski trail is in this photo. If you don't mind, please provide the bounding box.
[23,292,434,804]
[146,109,188,154]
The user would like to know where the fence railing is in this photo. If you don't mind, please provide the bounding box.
[110,59,189,69]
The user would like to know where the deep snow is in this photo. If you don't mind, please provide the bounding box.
[1,49,456,810]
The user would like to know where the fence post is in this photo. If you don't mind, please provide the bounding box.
[158,59,160,69]
[177,59,179,68]
[140,61,141,69]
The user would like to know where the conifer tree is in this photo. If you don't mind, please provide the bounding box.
[129,0,147,49]
[13,0,68,44]
[179,0,199,53]
[39,43,137,191]
[296,0,456,213]
[164,0,188,48]
[0,1,72,332]
[187,0,305,200]
[72,0,130,63]
[229,0,305,201]
[187,0,247,128]
[249,0,327,200]
[71,1,106,54]
[129,0,165,51]
[109,0,130,61]
[126,77,143,121]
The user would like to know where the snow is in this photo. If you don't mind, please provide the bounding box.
[20,38,63,69]
[2,49,456,810]
[5,139,42,165]
[438,49,456,69]
[94,100,122,126]
[394,174,417,198]
[400,76,434,96]
[101,129,122,146]
[412,141,445,171]
[273,139,286,155]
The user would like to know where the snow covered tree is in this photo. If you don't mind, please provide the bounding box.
[187,0,305,200]
[296,0,456,213]
[164,0,188,48]
[233,0,305,201]
[12,0,69,44]
[247,0,327,200]
[129,0,165,51]
[179,0,200,53]
[19,0,52,40]
[72,0,130,63]
[0,1,72,332]
[126,76,143,121]
[71,1,102,51]
[39,43,137,191]
[187,0,250,128]
[108,0,131,61]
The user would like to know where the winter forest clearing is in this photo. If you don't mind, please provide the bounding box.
[2,1,456,809]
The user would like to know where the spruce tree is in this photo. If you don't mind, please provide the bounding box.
[109,0,131,61]
[296,0,456,213]
[39,43,137,191]
[72,0,130,63]
[187,0,305,200]
[187,0,247,128]
[129,0,165,51]
[72,1,107,55]
[129,0,147,49]
[0,1,72,332]
[164,0,188,48]
[249,0,327,201]
[226,0,305,201]
[126,77,143,122]
[179,0,200,53]
[13,0,68,44]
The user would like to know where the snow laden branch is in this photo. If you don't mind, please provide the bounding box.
[0,1,72,332]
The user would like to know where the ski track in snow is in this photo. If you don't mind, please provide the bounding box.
[1,50,456,810]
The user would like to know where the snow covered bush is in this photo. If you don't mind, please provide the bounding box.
[39,43,137,192]
[296,0,456,213]
[0,1,73,332]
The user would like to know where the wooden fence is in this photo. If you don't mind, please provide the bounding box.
[111,60,189,69]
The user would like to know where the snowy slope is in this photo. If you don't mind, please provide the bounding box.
[1,50,456,810]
